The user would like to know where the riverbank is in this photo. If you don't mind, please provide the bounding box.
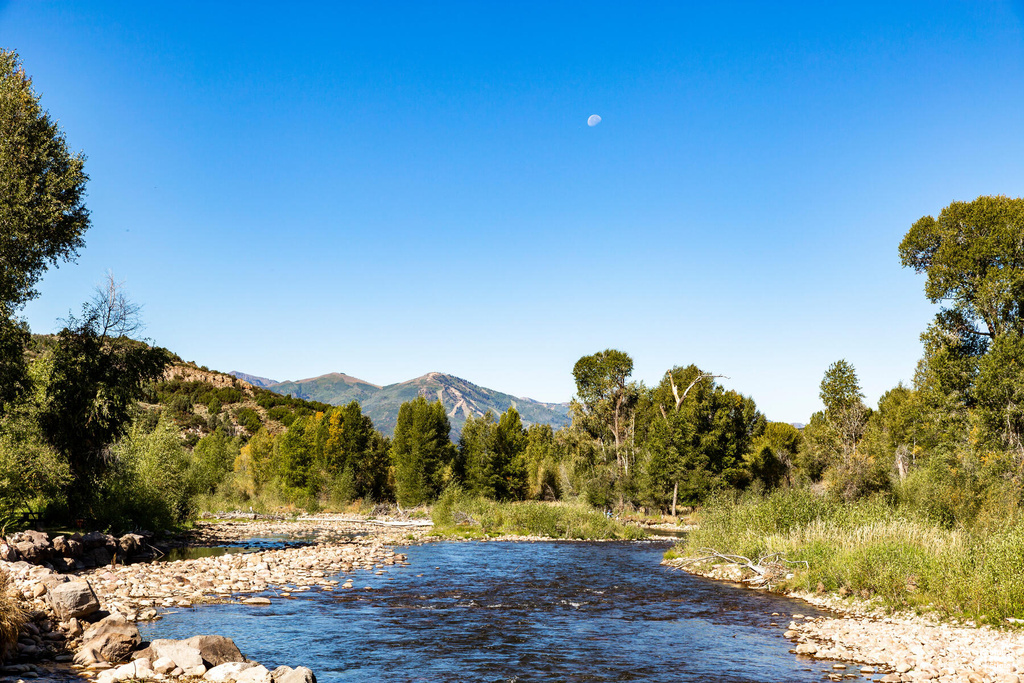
[664,556,1024,682]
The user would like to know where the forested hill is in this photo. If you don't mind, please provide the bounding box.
[238,370,570,436]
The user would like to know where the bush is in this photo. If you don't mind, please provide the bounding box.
[0,569,26,662]
[432,487,646,540]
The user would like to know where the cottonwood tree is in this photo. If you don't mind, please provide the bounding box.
[0,50,90,407]
[571,349,640,473]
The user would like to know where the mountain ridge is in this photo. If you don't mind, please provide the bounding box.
[238,369,570,436]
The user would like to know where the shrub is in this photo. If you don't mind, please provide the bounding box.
[0,569,26,662]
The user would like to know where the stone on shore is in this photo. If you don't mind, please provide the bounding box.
[273,666,317,683]
[77,613,142,663]
[46,580,100,620]
[146,639,205,670]
[205,661,256,682]
[235,664,272,683]
[182,635,247,667]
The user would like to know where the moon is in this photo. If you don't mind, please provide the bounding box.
[587,114,602,127]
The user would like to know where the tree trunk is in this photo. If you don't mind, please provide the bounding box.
[671,481,678,518]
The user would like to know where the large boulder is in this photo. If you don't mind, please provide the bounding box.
[204,661,255,682]
[182,635,246,667]
[118,534,145,557]
[14,531,52,562]
[0,541,18,562]
[53,535,84,558]
[272,667,316,683]
[77,613,142,664]
[47,580,100,620]
[147,640,204,670]
[81,531,108,549]
[235,665,271,683]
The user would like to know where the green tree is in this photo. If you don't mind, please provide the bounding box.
[390,397,456,506]
[0,50,91,407]
[571,349,639,473]
[35,286,170,513]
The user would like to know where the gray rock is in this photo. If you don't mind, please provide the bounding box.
[276,667,315,683]
[204,662,254,682]
[181,635,246,667]
[46,581,100,620]
[148,641,204,670]
[52,536,83,558]
[0,541,18,562]
[77,613,141,664]
[88,547,112,567]
[234,665,271,683]
[118,534,145,557]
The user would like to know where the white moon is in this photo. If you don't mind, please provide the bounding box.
[587,114,602,127]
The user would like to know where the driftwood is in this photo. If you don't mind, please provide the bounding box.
[674,547,808,587]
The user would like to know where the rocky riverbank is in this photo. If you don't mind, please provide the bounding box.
[1,519,430,683]
[663,558,1024,683]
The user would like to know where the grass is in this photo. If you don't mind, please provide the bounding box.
[671,488,1024,624]
[0,569,26,663]
[431,488,647,540]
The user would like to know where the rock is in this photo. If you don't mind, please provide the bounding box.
[242,597,271,606]
[880,676,902,683]
[52,536,83,558]
[14,535,51,562]
[46,581,100,620]
[50,556,77,573]
[153,657,176,675]
[204,662,254,682]
[794,643,817,654]
[275,667,315,683]
[181,635,246,667]
[148,640,204,670]
[78,613,142,664]
[88,547,112,567]
[235,665,271,683]
[118,534,145,557]
[0,541,18,562]
[30,583,47,598]
[81,532,108,549]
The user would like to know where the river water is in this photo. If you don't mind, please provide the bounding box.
[140,540,850,682]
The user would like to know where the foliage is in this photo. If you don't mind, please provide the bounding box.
[0,50,90,407]
[35,307,170,512]
[431,487,646,540]
[675,488,1024,622]
[391,397,456,506]
[458,407,528,501]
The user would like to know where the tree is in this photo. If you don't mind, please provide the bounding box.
[899,195,1024,342]
[390,397,456,506]
[571,349,638,472]
[35,281,170,512]
[0,50,91,407]
[818,360,868,464]
[459,407,528,501]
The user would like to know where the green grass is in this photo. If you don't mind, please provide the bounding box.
[672,489,1024,623]
[431,488,646,540]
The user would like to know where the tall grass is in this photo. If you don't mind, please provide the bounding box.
[432,488,646,540]
[0,569,26,663]
[674,489,1024,622]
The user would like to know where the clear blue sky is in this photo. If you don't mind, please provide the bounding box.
[3,2,1023,422]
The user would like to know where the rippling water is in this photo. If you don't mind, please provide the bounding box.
[140,540,848,682]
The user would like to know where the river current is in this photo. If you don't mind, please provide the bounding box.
[140,540,847,682]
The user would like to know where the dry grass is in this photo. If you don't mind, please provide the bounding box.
[0,568,26,662]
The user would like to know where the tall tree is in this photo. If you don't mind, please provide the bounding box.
[571,349,638,472]
[35,280,170,511]
[390,397,456,506]
[0,50,91,407]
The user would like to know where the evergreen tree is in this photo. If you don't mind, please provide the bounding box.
[390,397,455,506]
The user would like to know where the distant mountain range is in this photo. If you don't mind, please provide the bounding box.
[229,370,570,436]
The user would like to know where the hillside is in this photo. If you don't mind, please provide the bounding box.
[228,371,279,388]
[257,370,570,436]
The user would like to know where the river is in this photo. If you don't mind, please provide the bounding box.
[139,539,851,682]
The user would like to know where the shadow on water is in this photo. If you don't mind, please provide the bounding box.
[141,541,852,682]
[157,533,368,562]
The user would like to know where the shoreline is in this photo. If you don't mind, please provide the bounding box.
[663,557,1024,683]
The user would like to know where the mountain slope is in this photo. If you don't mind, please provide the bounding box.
[267,372,382,406]
[257,370,569,436]
[228,371,278,388]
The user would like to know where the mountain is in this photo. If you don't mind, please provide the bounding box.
[261,371,570,436]
[228,371,279,388]
[267,372,382,405]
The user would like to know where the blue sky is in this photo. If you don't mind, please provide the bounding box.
[3,2,1023,422]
